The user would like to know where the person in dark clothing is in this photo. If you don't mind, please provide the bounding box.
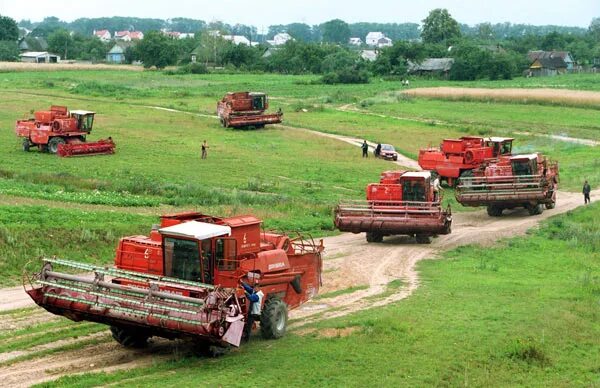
[583,180,591,204]
[241,282,264,340]
[201,140,209,159]
[375,143,382,158]
[362,140,369,158]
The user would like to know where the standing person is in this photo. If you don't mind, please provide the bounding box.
[241,282,264,340]
[362,140,369,158]
[375,143,382,158]
[201,140,209,159]
[432,173,442,202]
[583,180,591,204]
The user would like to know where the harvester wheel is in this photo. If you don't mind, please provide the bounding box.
[48,137,66,154]
[110,325,150,348]
[486,205,503,217]
[528,203,544,216]
[366,232,383,243]
[545,201,556,210]
[260,298,288,340]
[415,234,431,244]
[22,139,30,152]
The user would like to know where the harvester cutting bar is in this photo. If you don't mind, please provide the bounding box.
[456,175,551,204]
[45,257,215,290]
[57,138,115,157]
[25,259,244,344]
[337,200,445,216]
[228,114,282,126]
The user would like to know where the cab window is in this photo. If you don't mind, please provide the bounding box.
[501,141,512,155]
[163,238,201,282]
[215,238,237,271]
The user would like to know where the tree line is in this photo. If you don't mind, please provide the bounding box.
[1,11,599,83]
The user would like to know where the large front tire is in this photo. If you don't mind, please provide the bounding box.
[527,203,544,216]
[366,232,383,243]
[486,205,503,217]
[260,298,288,340]
[415,234,431,244]
[48,137,66,154]
[110,325,150,348]
[22,139,31,152]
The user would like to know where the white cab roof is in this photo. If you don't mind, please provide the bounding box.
[510,153,538,160]
[402,171,431,179]
[488,137,514,142]
[159,221,231,240]
[70,110,95,115]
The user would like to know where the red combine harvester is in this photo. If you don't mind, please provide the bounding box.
[15,105,115,157]
[25,212,323,349]
[217,92,283,129]
[418,136,513,186]
[455,153,559,216]
[334,171,452,244]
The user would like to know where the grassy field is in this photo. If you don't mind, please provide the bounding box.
[44,202,600,387]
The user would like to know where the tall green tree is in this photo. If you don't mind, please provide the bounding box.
[136,30,179,68]
[588,17,600,40]
[321,19,350,44]
[48,28,74,59]
[421,9,461,44]
[0,15,19,41]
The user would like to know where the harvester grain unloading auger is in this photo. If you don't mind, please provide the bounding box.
[334,171,452,244]
[23,212,324,350]
[455,153,559,216]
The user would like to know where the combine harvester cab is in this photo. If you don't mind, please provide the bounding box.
[455,153,559,216]
[217,92,283,129]
[25,212,323,349]
[418,136,513,186]
[15,105,115,157]
[334,171,452,244]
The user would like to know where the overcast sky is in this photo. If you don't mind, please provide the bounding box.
[1,0,598,28]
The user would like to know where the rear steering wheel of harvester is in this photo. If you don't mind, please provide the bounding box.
[260,298,288,339]
[22,138,30,152]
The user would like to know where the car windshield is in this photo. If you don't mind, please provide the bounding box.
[382,144,395,151]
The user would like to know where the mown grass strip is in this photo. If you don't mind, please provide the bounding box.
[0,323,106,354]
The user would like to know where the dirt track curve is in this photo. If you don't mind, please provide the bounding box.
[0,105,598,386]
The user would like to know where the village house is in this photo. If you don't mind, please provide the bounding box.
[20,51,60,63]
[114,31,144,41]
[267,33,293,46]
[349,37,363,46]
[93,29,111,42]
[18,36,48,53]
[366,32,392,47]
[528,55,568,77]
[222,35,251,46]
[408,58,454,78]
[106,41,133,63]
[528,50,574,72]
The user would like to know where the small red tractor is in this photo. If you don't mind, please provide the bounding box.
[455,153,559,216]
[334,171,452,244]
[217,92,283,129]
[25,212,323,350]
[418,136,513,186]
[15,105,115,157]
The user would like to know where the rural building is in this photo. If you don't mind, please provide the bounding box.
[361,50,378,62]
[93,29,112,42]
[222,35,251,46]
[366,32,392,47]
[106,42,133,63]
[349,37,363,46]
[267,33,293,46]
[20,51,60,63]
[114,31,144,41]
[408,58,454,77]
[528,50,574,71]
[528,55,568,77]
[18,37,48,52]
